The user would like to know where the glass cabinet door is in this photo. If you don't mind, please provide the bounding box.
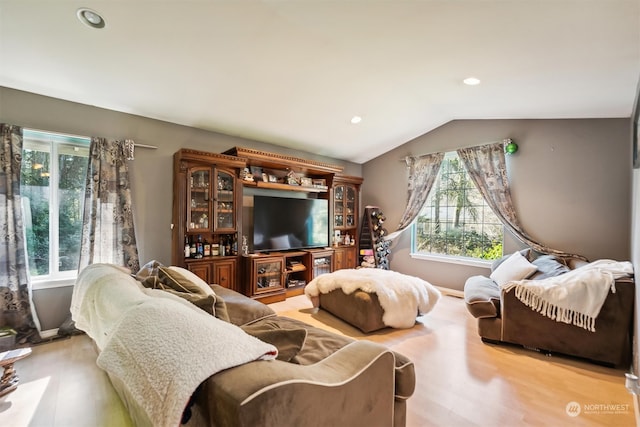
[215,169,235,231]
[255,259,283,294]
[187,167,211,231]
[334,185,344,228]
[333,184,357,229]
[345,185,356,227]
[312,254,333,278]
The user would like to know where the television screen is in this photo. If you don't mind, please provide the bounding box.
[253,195,329,252]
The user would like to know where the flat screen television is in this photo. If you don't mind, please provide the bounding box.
[253,195,329,252]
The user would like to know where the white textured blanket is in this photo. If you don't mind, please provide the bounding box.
[305,268,441,329]
[502,259,633,332]
[71,264,277,427]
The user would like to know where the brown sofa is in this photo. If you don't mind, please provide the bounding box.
[72,264,415,427]
[464,251,635,367]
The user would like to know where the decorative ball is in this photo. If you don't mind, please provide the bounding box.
[505,142,519,154]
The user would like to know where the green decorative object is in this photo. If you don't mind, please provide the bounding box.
[505,141,518,154]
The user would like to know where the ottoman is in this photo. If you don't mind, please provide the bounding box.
[319,289,387,333]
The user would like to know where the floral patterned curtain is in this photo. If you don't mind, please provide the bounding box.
[79,138,140,272]
[0,124,41,343]
[457,141,586,259]
[386,152,444,240]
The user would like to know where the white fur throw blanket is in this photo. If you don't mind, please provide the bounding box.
[502,259,633,332]
[305,269,441,329]
[71,264,277,427]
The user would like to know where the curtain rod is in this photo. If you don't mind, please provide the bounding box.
[132,143,157,149]
[24,127,158,149]
[399,138,511,161]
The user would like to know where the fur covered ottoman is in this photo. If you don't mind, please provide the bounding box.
[305,269,441,333]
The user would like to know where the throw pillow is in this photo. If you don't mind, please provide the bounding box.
[164,267,231,321]
[164,265,229,322]
[490,251,537,287]
[166,266,215,296]
[139,267,216,315]
[530,255,570,280]
[210,284,277,326]
[491,248,532,272]
[241,322,307,362]
[139,275,216,316]
[136,259,164,280]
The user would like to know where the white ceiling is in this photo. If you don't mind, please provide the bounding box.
[1,1,639,164]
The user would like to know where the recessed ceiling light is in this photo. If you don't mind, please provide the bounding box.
[77,8,106,29]
[463,77,481,86]
[350,116,362,124]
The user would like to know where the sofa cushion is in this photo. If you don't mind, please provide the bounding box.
[529,255,570,280]
[240,321,307,362]
[210,284,277,326]
[464,275,501,318]
[490,251,537,287]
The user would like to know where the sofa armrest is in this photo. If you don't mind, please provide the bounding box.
[464,275,501,319]
[199,340,399,427]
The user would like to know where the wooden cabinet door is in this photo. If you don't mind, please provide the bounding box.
[213,258,237,291]
[186,261,212,284]
[344,246,357,269]
[334,246,357,270]
[244,256,286,303]
[334,248,346,271]
[308,250,334,279]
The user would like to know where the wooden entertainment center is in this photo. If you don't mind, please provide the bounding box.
[171,147,362,302]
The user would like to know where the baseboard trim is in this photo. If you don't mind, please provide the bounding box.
[435,286,464,299]
[39,328,60,339]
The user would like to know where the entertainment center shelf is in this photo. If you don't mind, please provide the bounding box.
[171,146,363,302]
[242,180,328,193]
[243,249,335,303]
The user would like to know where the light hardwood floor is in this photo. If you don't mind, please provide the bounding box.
[0,294,636,427]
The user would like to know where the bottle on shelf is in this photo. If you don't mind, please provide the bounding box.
[195,235,204,258]
[204,239,211,257]
[220,237,226,256]
[190,238,197,258]
[184,236,191,258]
[225,236,232,256]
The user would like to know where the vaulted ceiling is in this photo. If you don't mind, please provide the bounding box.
[1,1,639,163]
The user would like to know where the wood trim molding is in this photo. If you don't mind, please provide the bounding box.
[224,146,344,175]
[176,148,247,169]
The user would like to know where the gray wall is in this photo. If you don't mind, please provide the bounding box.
[0,86,362,330]
[2,86,633,332]
[362,118,632,292]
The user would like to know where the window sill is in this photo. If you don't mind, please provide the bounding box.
[410,252,492,269]
[31,277,76,290]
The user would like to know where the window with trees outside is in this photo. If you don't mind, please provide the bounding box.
[414,151,503,261]
[20,130,90,284]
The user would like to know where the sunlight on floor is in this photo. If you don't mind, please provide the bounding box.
[0,376,50,426]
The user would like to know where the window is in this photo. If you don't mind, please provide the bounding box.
[414,151,503,261]
[20,130,90,284]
